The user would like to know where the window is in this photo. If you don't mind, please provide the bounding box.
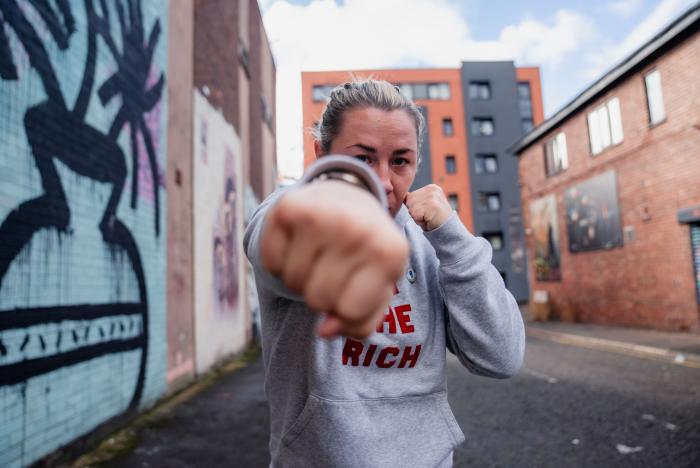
[517,82,534,135]
[544,132,568,176]
[518,83,532,114]
[428,83,451,100]
[239,44,250,78]
[587,97,623,155]
[396,82,450,100]
[398,83,413,100]
[413,83,428,100]
[483,232,504,251]
[471,117,494,136]
[445,155,456,174]
[478,192,501,212]
[475,154,498,174]
[448,194,459,212]
[519,99,533,117]
[517,82,531,99]
[644,69,665,125]
[469,81,491,100]
[312,85,335,102]
[442,118,454,136]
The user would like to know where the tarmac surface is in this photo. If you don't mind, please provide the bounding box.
[98,321,700,468]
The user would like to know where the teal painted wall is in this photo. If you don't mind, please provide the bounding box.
[0,1,169,465]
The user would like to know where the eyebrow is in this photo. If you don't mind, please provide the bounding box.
[346,143,415,156]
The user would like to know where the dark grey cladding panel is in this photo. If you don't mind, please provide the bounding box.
[460,61,529,301]
[411,106,432,191]
[479,215,503,232]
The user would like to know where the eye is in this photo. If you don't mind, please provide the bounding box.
[354,155,372,164]
[392,157,409,167]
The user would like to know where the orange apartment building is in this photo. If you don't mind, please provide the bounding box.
[301,64,543,301]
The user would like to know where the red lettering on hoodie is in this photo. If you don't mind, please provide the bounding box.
[376,347,400,368]
[398,345,422,368]
[342,338,363,366]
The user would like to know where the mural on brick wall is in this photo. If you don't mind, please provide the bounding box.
[530,194,562,281]
[0,1,168,465]
[193,90,247,375]
[564,170,623,253]
[213,153,239,309]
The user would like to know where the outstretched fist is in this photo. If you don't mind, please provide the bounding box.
[261,181,409,340]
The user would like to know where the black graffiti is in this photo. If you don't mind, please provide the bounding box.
[95,0,165,235]
[0,303,146,386]
[0,0,164,413]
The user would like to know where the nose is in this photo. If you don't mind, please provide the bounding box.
[374,163,393,195]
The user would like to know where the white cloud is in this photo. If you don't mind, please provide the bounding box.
[607,0,644,17]
[499,10,595,68]
[587,0,697,78]
[263,0,596,178]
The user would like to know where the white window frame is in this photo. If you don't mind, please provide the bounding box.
[544,132,568,176]
[587,97,624,155]
[644,69,666,125]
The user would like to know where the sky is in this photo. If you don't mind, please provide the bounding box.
[258,0,698,179]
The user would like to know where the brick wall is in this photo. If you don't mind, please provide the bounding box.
[0,1,170,465]
[166,0,196,390]
[519,31,700,331]
[249,0,277,200]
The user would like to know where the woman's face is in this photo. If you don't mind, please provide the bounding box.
[318,107,419,217]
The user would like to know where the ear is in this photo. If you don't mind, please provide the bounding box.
[314,140,325,159]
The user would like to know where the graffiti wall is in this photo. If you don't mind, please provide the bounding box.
[530,194,562,281]
[0,1,168,465]
[564,170,623,253]
[193,90,248,374]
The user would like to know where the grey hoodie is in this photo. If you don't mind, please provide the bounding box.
[244,168,525,468]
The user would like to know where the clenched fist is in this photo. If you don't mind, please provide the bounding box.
[261,181,409,340]
[405,184,453,231]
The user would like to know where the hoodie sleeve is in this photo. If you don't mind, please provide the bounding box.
[243,187,304,301]
[423,213,525,378]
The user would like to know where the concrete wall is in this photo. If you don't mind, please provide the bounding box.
[193,90,248,373]
[518,31,700,331]
[0,1,169,465]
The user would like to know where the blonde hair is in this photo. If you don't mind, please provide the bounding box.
[313,78,425,158]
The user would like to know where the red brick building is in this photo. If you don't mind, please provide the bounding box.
[167,0,277,388]
[512,5,700,331]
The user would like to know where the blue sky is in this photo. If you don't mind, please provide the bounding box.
[258,0,698,178]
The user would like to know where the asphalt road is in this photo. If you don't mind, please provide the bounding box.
[105,335,700,468]
[449,336,700,468]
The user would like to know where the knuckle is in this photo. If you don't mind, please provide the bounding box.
[282,267,303,292]
[304,286,332,312]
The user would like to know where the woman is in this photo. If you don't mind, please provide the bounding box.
[244,79,525,467]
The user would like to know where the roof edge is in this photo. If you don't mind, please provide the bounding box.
[510,3,700,155]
